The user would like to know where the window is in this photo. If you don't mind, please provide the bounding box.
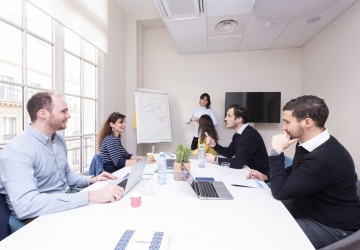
[0,0,101,173]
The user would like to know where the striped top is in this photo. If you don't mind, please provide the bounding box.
[100,134,132,173]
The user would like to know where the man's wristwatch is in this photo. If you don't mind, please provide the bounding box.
[270,149,280,156]
[214,157,218,164]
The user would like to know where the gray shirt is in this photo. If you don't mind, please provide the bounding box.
[0,125,91,220]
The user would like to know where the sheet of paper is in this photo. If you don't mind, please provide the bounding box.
[230,177,263,188]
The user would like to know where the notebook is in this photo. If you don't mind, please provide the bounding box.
[181,168,233,200]
[105,157,147,195]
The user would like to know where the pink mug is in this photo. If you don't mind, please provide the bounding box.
[130,194,141,208]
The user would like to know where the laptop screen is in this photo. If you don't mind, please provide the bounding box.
[181,169,198,194]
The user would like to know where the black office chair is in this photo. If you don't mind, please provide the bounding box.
[319,180,360,250]
[0,193,11,241]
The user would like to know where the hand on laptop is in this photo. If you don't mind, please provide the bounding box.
[90,171,118,184]
[88,185,125,204]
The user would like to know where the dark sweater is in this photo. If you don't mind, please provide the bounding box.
[213,125,269,177]
[270,136,360,231]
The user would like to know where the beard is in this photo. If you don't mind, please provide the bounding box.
[287,125,304,140]
[49,115,67,131]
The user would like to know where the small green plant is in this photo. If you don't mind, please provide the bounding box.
[175,143,191,164]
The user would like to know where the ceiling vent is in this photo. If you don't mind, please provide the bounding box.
[154,0,205,20]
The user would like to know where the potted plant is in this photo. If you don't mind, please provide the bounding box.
[174,143,191,181]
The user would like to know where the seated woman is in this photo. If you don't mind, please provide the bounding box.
[192,114,218,156]
[98,112,143,173]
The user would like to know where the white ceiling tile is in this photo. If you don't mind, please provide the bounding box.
[208,35,243,52]
[165,18,208,54]
[206,0,253,17]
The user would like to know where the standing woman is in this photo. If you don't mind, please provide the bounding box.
[185,93,218,150]
[192,114,218,156]
[98,112,143,173]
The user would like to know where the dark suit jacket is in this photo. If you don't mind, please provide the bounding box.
[214,125,269,177]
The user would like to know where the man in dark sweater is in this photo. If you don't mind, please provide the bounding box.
[266,95,360,249]
[205,104,269,179]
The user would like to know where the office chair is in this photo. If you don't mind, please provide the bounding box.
[0,193,25,241]
[0,193,11,241]
[88,154,103,176]
[319,179,360,250]
[284,155,293,168]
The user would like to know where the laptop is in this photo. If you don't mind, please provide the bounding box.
[181,168,233,200]
[166,158,175,169]
[105,157,147,195]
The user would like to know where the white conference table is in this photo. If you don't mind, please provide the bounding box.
[0,160,314,250]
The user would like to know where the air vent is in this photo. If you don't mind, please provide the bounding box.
[154,0,205,20]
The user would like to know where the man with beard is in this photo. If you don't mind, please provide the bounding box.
[264,95,360,249]
[0,92,124,224]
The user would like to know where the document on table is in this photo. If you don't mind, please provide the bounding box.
[114,230,171,250]
[230,177,263,188]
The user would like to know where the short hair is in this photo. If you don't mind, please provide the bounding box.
[27,92,54,122]
[229,104,248,124]
[200,93,211,108]
[283,95,329,127]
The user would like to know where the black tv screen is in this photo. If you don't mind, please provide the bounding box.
[225,92,281,123]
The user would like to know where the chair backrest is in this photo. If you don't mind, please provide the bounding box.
[319,179,360,250]
[0,193,11,241]
[88,154,103,176]
[319,229,360,250]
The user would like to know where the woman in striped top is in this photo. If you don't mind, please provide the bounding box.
[98,112,143,173]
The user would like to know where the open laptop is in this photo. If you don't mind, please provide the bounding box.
[105,157,147,195]
[181,168,233,200]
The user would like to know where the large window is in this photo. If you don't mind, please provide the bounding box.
[0,0,101,173]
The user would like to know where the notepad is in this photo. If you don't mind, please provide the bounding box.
[114,230,171,250]
[230,177,263,188]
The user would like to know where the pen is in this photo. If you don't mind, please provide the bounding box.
[231,184,256,188]
[135,241,149,243]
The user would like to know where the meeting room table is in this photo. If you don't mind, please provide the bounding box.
[0,159,315,250]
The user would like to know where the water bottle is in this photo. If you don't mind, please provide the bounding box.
[198,144,205,168]
[157,152,167,185]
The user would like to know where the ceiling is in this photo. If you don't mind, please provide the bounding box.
[116,0,358,54]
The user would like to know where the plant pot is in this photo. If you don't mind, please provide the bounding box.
[173,162,190,181]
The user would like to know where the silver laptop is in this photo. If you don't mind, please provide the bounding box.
[106,157,147,195]
[181,168,233,200]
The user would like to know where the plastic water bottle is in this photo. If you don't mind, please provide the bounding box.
[157,152,167,185]
[198,144,205,168]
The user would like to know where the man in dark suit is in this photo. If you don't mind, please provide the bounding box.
[205,104,269,180]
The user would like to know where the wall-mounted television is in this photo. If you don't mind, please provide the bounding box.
[225,92,281,123]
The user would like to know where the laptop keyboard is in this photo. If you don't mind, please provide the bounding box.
[198,181,219,198]
[118,179,128,189]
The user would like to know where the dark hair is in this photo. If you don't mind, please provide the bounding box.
[200,93,211,108]
[27,92,54,122]
[97,112,126,151]
[198,114,219,143]
[229,104,248,124]
[283,95,328,128]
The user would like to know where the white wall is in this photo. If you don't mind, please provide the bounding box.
[138,27,302,156]
[102,0,127,145]
[302,1,360,173]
